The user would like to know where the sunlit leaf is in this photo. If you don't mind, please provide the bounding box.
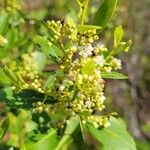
[0,115,11,140]
[86,117,136,150]
[81,59,95,75]
[0,14,10,34]
[0,87,55,109]
[0,34,8,47]
[34,35,63,59]
[101,72,128,79]
[77,25,101,33]
[25,129,59,150]
[0,69,11,84]
[93,0,118,32]
[31,51,47,72]
[55,115,80,150]
[65,115,80,135]
[114,25,124,47]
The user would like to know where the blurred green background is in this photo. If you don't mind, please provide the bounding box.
[0,0,150,149]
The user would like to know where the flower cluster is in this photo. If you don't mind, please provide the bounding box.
[8,53,45,94]
[5,18,125,129]
[42,19,123,128]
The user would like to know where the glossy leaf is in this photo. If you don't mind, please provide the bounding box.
[44,74,55,89]
[3,66,18,83]
[0,34,8,47]
[64,115,80,135]
[114,25,124,47]
[101,72,128,79]
[55,115,80,150]
[31,51,47,72]
[77,25,101,33]
[0,69,11,84]
[55,135,73,150]
[86,117,136,150]
[81,58,95,75]
[34,35,63,59]
[93,0,118,32]
[0,115,11,140]
[25,129,59,150]
[0,13,10,34]
[0,28,19,58]
[0,87,55,109]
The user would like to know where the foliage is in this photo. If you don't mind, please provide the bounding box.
[0,0,136,149]
[86,117,136,150]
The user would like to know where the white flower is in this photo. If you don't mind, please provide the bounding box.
[85,101,91,108]
[95,42,104,49]
[79,51,89,57]
[94,56,103,64]
[94,70,101,78]
[78,44,93,57]
[59,85,65,91]
[94,56,104,67]
[88,76,93,81]
[70,46,77,52]
[78,74,83,80]
[101,95,106,102]
[94,42,107,52]
[86,44,93,51]
[78,46,84,51]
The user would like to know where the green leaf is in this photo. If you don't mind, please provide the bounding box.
[55,115,80,150]
[3,65,18,83]
[0,69,11,84]
[86,117,136,150]
[0,28,19,58]
[77,25,101,33]
[0,115,11,140]
[44,74,55,89]
[101,72,128,79]
[0,13,10,34]
[55,135,73,150]
[31,51,47,72]
[81,58,95,75]
[25,129,59,150]
[114,25,124,47]
[0,34,8,47]
[34,35,63,59]
[0,87,54,109]
[93,0,118,32]
[65,115,80,135]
